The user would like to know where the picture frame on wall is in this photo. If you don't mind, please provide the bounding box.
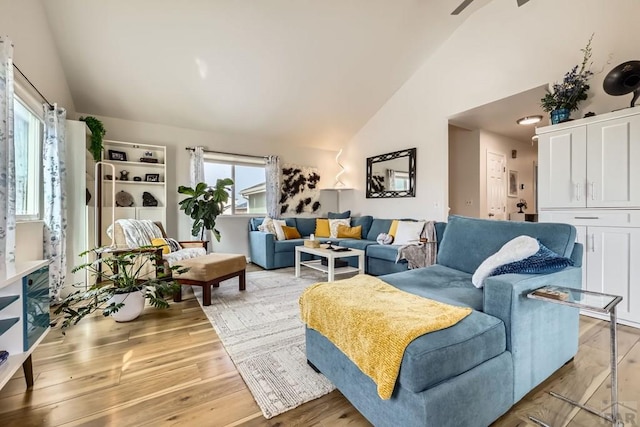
[108,150,127,161]
[145,173,160,183]
[508,170,518,197]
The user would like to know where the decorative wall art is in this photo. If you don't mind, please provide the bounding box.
[280,164,321,215]
[508,170,518,198]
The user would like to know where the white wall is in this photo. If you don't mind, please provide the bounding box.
[448,126,480,217]
[82,114,340,255]
[0,0,75,113]
[15,221,44,262]
[341,0,639,221]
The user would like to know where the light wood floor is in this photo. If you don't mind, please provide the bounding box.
[0,265,638,426]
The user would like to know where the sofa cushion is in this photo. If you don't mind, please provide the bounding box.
[294,217,317,237]
[328,210,351,219]
[315,219,331,237]
[397,311,505,393]
[437,215,576,274]
[381,265,483,310]
[366,244,400,263]
[339,239,377,251]
[366,219,394,241]
[351,216,373,239]
[337,224,361,239]
[274,239,305,253]
[378,265,505,393]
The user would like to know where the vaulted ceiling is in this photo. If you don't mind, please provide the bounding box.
[42,0,492,149]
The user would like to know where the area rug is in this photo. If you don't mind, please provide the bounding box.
[193,267,339,419]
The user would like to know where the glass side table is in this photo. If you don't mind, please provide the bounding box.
[526,286,624,427]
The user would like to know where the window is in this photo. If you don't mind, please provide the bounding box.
[13,97,42,219]
[203,153,266,215]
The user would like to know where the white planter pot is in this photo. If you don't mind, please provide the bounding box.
[108,290,145,322]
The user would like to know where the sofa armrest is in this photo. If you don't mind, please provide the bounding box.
[179,240,208,250]
[483,266,582,400]
[249,231,276,269]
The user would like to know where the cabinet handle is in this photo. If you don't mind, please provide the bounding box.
[574,183,581,201]
[590,182,596,200]
[590,233,595,252]
[574,216,599,219]
[28,279,33,287]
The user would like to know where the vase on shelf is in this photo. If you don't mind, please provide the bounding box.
[550,108,571,125]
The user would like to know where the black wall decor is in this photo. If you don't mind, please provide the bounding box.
[279,164,321,214]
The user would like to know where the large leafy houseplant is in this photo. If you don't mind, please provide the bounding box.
[541,35,594,114]
[178,179,233,241]
[80,116,107,162]
[54,248,186,330]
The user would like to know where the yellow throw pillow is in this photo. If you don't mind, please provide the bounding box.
[315,218,330,238]
[282,225,301,240]
[388,220,399,237]
[337,224,362,239]
[151,237,170,254]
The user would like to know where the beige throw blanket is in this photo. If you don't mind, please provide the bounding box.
[299,274,472,399]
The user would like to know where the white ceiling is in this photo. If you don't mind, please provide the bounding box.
[42,0,493,150]
[448,85,550,143]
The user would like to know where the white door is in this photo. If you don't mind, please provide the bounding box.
[486,151,506,220]
[587,114,640,208]
[585,226,640,323]
[537,126,587,209]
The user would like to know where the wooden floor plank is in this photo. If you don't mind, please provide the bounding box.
[0,274,638,427]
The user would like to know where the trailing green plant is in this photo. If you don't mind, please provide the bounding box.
[541,34,594,113]
[178,179,233,241]
[80,116,107,162]
[54,248,187,330]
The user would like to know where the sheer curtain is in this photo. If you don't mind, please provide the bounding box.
[43,104,67,301]
[0,37,16,268]
[265,155,280,219]
[190,146,205,187]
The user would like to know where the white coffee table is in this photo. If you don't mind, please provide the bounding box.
[295,245,365,281]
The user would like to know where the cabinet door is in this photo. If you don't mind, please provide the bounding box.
[574,225,587,291]
[585,226,640,323]
[537,126,587,208]
[22,267,49,351]
[586,114,640,208]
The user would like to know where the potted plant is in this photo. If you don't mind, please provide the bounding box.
[80,116,107,162]
[54,248,186,329]
[178,179,233,242]
[541,35,594,124]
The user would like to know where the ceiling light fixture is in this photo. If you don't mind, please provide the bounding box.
[517,115,543,125]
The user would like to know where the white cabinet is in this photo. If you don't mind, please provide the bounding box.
[539,210,640,327]
[537,107,640,209]
[96,140,167,246]
[0,261,49,390]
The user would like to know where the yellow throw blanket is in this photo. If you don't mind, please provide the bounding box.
[299,274,472,400]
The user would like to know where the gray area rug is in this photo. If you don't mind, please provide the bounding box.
[193,267,338,419]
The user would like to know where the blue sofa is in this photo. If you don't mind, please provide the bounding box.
[248,216,441,274]
[305,215,583,427]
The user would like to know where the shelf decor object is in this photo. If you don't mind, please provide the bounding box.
[541,35,594,124]
[603,60,640,108]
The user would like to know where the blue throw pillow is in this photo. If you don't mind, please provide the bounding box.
[490,242,574,276]
[328,210,351,219]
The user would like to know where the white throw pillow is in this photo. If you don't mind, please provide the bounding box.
[272,220,288,241]
[258,217,274,233]
[472,236,540,288]
[329,218,351,238]
[393,221,426,246]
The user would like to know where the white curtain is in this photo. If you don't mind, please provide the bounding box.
[190,146,205,187]
[265,155,280,219]
[0,37,16,268]
[43,104,67,302]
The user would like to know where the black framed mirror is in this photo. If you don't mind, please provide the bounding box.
[366,148,416,198]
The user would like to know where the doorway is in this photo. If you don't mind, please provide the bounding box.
[486,151,506,220]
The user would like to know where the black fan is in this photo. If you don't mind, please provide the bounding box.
[452,0,530,15]
[603,61,640,108]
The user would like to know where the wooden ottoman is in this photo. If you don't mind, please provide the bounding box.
[173,253,247,306]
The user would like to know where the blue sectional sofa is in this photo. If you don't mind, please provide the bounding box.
[248,216,440,274]
[305,215,583,427]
